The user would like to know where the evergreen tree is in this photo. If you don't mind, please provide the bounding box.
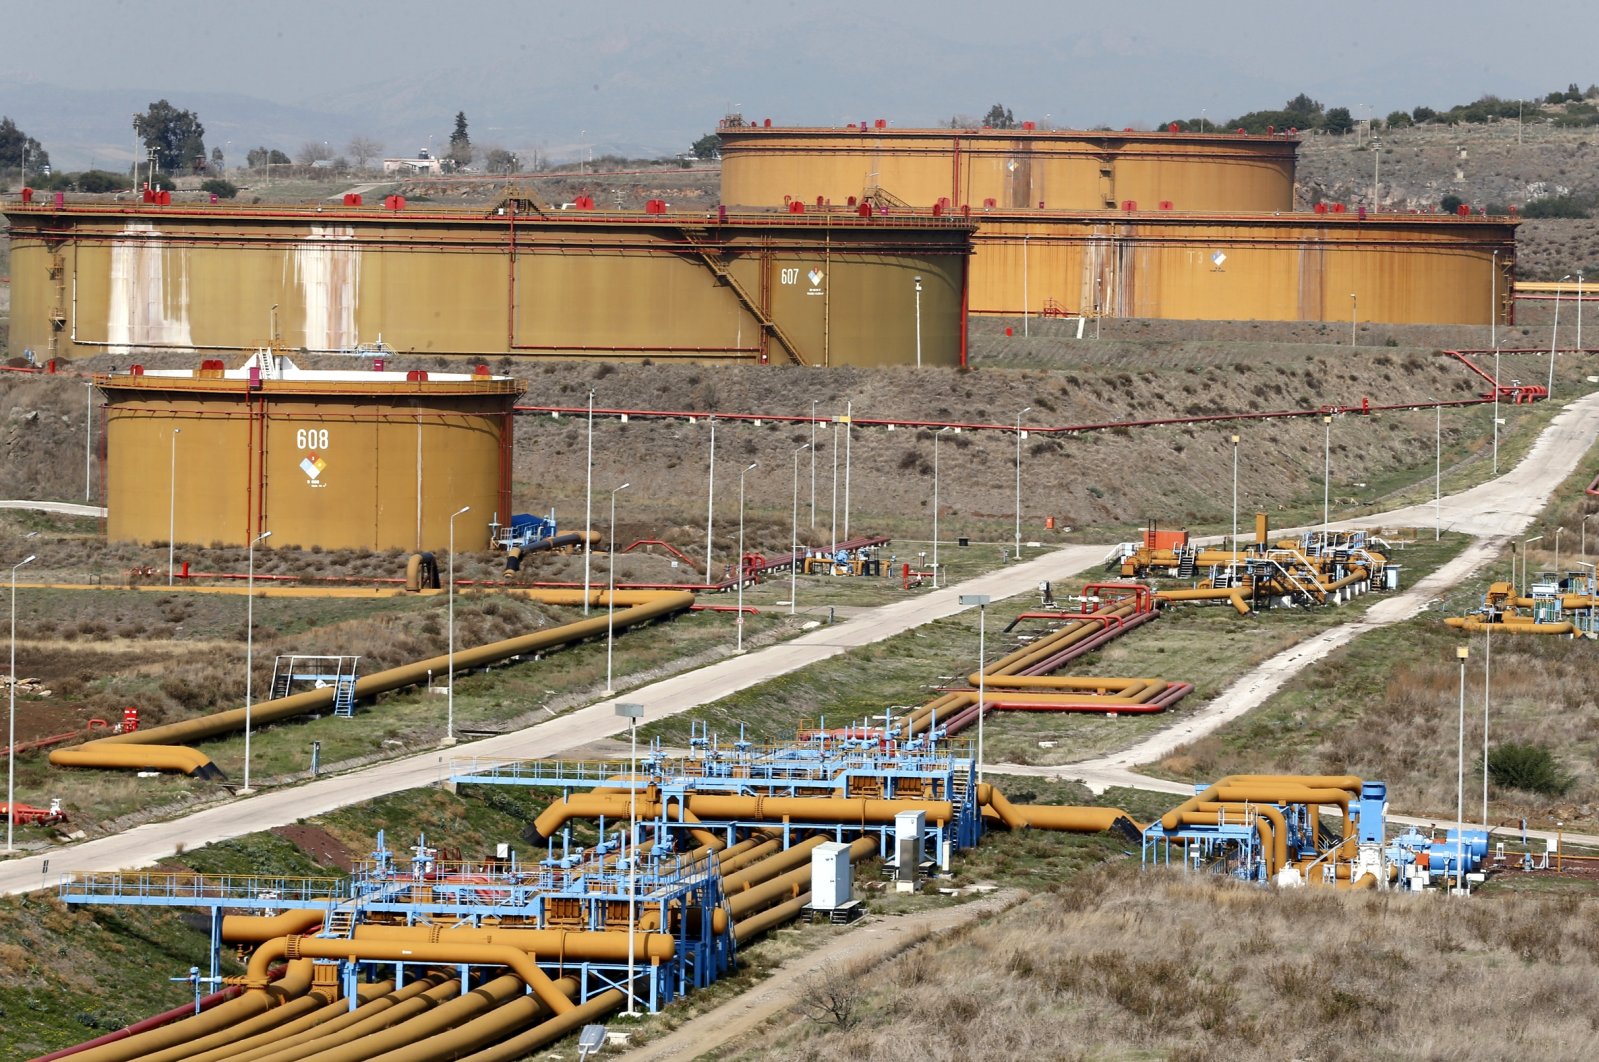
[449,111,473,167]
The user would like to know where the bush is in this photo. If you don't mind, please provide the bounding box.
[1522,195,1590,219]
[1486,742,1573,796]
[76,169,129,193]
[200,178,238,199]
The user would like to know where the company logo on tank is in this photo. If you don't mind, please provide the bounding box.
[807,268,825,296]
[300,451,328,487]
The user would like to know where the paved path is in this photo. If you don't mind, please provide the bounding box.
[627,890,1021,1062]
[0,500,107,518]
[0,545,1107,894]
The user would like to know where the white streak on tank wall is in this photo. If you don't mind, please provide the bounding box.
[106,222,194,355]
[291,225,361,351]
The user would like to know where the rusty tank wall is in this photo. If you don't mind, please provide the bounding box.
[968,213,1516,325]
[2,203,972,367]
[718,125,1298,213]
[99,370,519,551]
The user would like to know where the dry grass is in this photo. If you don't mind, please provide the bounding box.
[715,864,1599,1062]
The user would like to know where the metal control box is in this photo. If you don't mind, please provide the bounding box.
[810,841,854,910]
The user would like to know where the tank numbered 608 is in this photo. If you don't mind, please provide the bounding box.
[296,428,330,450]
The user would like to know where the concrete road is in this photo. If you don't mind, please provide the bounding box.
[0,543,1110,894]
[0,500,107,518]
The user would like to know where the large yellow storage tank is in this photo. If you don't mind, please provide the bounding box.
[99,354,520,551]
[718,123,1299,212]
[3,201,973,368]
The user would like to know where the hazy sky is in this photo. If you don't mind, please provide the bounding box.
[6,0,1598,168]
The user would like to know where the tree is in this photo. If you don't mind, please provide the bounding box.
[1412,105,1438,123]
[297,141,335,166]
[483,148,521,174]
[983,103,1016,129]
[200,178,239,199]
[1385,110,1412,128]
[210,146,224,169]
[246,147,291,168]
[690,132,721,160]
[134,100,206,174]
[76,170,128,193]
[347,136,383,170]
[1284,93,1324,122]
[1323,107,1354,135]
[1440,194,1464,214]
[448,111,473,167]
[0,116,49,175]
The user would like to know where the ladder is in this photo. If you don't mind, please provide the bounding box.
[676,228,807,365]
[268,655,362,716]
[1176,549,1198,579]
[321,907,358,939]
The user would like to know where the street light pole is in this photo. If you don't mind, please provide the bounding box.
[1014,407,1031,561]
[1456,644,1469,895]
[1555,526,1564,580]
[605,484,630,693]
[168,427,181,585]
[1482,626,1491,828]
[1022,236,1029,338]
[242,530,272,793]
[704,416,715,581]
[1349,292,1357,347]
[1578,270,1585,352]
[1230,434,1240,576]
[7,553,37,853]
[1522,535,1543,594]
[1493,346,1501,474]
[1322,415,1333,539]
[931,430,942,589]
[1435,405,1442,541]
[583,391,595,615]
[1551,276,1570,399]
[790,444,808,615]
[959,595,991,784]
[1584,513,1597,566]
[737,463,757,652]
[447,505,470,744]
[914,275,924,366]
[843,401,852,542]
[809,400,817,528]
[829,422,838,555]
[1491,250,1498,350]
[614,700,644,1016]
[85,382,94,502]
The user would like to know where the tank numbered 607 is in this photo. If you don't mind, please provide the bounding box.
[779,268,800,285]
[296,428,330,450]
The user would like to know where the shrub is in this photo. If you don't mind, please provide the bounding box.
[200,178,238,199]
[1486,742,1573,796]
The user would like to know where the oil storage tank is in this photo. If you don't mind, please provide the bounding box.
[98,353,519,551]
[3,199,974,368]
[718,122,1299,213]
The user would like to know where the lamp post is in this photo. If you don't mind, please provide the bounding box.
[1522,534,1542,594]
[605,484,629,693]
[809,400,818,528]
[168,427,180,585]
[1022,235,1030,338]
[1491,250,1498,350]
[789,444,808,615]
[583,391,595,615]
[446,505,470,744]
[737,463,757,652]
[614,700,644,1016]
[241,530,272,793]
[1482,625,1491,829]
[1578,270,1585,353]
[1230,434,1240,576]
[7,552,37,853]
[1455,644,1469,895]
[1322,415,1333,539]
[1371,136,1380,207]
[1434,405,1442,541]
[1349,292,1357,347]
[933,427,951,588]
[914,275,924,366]
[1492,346,1501,474]
[959,595,991,783]
[1551,275,1570,399]
[1014,407,1031,561]
[704,415,715,580]
[842,401,852,542]
[85,382,94,502]
[829,421,839,554]
[1554,526,1564,581]
[1584,512,1597,565]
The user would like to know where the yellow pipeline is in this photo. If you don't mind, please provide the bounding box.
[60,959,317,1062]
[734,891,813,943]
[195,976,452,1062]
[243,936,577,1016]
[1445,615,1579,635]
[50,588,694,776]
[360,977,579,1062]
[349,924,675,963]
[222,908,325,943]
[1168,809,1280,877]
[267,973,530,1062]
[1155,586,1253,614]
[136,978,400,1062]
[1189,801,1288,877]
[978,784,1141,833]
[446,987,626,1062]
[531,792,952,838]
[969,673,1171,701]
[722,835,828,893]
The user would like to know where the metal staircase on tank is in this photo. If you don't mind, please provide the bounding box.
[1176,548,1198,579]
[676,228,807,365]
[269,655,362,716]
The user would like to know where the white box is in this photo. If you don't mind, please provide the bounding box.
[811,841,854,910]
